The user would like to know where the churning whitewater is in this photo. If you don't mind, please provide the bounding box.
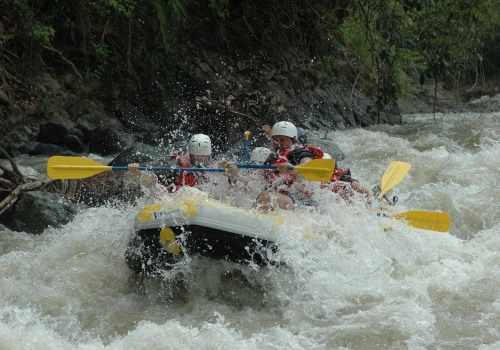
[1,112,499,350]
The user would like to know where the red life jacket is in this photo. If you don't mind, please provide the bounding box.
[263,148,318,196]
[331,167,346,182]
[164,154,200,191]
[305,145,324,160]
[321,167,356,200]
[263,149,298,188]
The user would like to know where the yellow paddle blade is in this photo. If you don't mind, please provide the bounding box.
[391,210,451,233]
[294,158,335,182]
[47,156,112,179]
[380,161,411,196]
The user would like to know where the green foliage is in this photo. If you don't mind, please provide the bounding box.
[1,0,499,121]
[39,100,54,117]
[28,23,55,44]
[209,0,230,17]
[336,0,500,118]
[93,0,136,16]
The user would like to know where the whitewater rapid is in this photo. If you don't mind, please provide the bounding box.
[1,112,499,349]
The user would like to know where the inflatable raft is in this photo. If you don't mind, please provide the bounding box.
[125,189,284,276]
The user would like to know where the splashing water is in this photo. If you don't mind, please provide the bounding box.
[1,112,499,349]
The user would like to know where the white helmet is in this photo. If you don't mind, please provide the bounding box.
[188,134,212,156]
[250,147,271,163]
[271,121,297,140]
[322,153,332,159]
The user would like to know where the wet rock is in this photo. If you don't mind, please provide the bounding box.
[29,142,75,156]
[110,142,182,166]
[110,101,160,133]
[88,127,132,156]
[63,134,85,153]
[0,191,87,234]
[79,111,124,130]
[75,119,95,144]
[0,143,21,158]
[38,122,69,144]
[17,142,39,155]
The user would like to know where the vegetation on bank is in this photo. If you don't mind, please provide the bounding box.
[1,0,499,120]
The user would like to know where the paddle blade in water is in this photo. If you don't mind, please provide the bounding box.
[391,210,451,232]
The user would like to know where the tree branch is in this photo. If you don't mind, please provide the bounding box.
[42,44,83,79]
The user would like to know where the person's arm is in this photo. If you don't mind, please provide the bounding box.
[127,163,158,186]
[218,160,244,185]
[228,167,251,188]
[350,180,373,200]
[262,124,272,140]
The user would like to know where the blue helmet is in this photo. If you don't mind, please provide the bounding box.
[297,127,308,145]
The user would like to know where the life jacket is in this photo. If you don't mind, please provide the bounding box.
[161,154,206,192]
[304,145,324,160]
[263,147,316,195]
[332,167,353,183]
[321,166,357,200]
[263,149,296,187]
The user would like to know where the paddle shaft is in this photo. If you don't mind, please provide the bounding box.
[47,156,334,181]
[48,164,295,173]
[115,164,296,172]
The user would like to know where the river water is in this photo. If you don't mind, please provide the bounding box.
[1,112,499,349]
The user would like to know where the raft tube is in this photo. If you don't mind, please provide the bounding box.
[125,191,283,276]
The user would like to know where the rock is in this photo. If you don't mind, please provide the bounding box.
[110,142,182,166]
[68,127,85,141]
[17,142,39,155]
[37,122,69,144]
[78,111,124,130]
[63,134,85,153]
[0,143,21,158]
[109,102,159,133]
[0,191,87,234]
[29,142,75,156]
[88,127,132,156]
[9,104,27,124]
[0,90,9,106]
[75,119,94,143]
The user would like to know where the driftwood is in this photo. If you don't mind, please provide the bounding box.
[0,147,140,216]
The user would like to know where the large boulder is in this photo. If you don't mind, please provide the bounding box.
[88,127,133,156]
[0,191,87,234]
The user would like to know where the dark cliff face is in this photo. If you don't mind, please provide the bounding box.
[2,0,499,154]
[0,49,402,157]
[0,1,403,155]
[0,61,401,157]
